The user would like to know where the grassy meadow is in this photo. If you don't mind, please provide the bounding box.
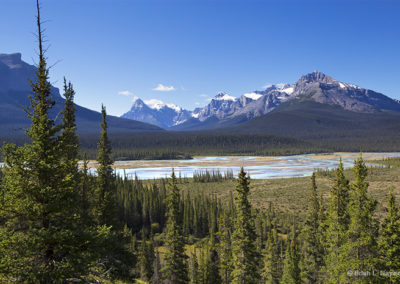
[144,157,400,220]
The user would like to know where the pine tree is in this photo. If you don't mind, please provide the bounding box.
[323,160,351,282]
[161,170,189,283]
[95,105,119,229]
[231,168,261,284]
[189,249,199,284]
[79,152,91,224]
[378,187,400,283]
[205,235,221,284]
[218,212,233,283]
[264,228,283,284]
[60,78,79,164]
[138,234,155,281]
[340,156,379,283]
[151,250,163,284]
[300,173,324,283]
[0,1,93,280]
[281,227,301,284]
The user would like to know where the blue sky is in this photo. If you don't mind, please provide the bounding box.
[1,0,399,116]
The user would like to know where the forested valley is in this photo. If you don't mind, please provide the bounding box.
[1,1,400,283]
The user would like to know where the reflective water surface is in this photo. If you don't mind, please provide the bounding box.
[106,152,400,180]
[3,153,397,180]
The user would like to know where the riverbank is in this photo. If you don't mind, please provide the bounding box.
[84,152,400,180]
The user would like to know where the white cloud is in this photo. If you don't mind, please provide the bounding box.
[118,90,134,96]
[199,94,208,97]
[153,83,176,92]
[195,102,201,106]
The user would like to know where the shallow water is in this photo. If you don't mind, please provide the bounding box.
[3,153,398,180]
[104,152,400,180]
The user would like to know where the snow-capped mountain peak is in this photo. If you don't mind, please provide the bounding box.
[243,92,263,100]
[144,99,182,112]
[214,92,236,101]
[122,97,191,128]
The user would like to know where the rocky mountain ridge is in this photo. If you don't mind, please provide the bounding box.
[122,70,400,130]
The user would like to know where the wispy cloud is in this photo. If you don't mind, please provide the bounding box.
[199,94,208,98]
[153,83,175,92]
[195,102,201,106]
[118,90,134,96]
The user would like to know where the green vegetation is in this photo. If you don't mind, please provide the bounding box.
[193,169,234,183]
[1,1,400,283]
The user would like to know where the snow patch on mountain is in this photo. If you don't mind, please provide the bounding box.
[280,86,294,94]
[243,92,262,100]
[214,92,236,101]
[144,99,182,112]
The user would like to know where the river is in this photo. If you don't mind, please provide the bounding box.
[107,152,400,180]
[2,152,398,180]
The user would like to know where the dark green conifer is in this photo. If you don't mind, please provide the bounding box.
[189,249,199,284]
[324,160,351,282]
[218,212,233,283]
[95,105,119,229]
[379,187,400,283]
[231,168,261,284]
[138,234,155,281]
[0,1,93,280]
[264,228,283,284]
[161,170,189,283]
[205,235,221,284]
[281,227,301,284]
[300,173,324,283]
[151,250,163,284]
[340,156,379,282]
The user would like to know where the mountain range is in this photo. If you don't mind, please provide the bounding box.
[2,52,400,148]
[0,53,162,137]
[121,71,400,131]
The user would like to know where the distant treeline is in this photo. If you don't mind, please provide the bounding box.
[2,130,400,161]
[75,132,320,160]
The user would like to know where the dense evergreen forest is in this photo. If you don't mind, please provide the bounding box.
[4,128,399,161]
[1,2,400,283]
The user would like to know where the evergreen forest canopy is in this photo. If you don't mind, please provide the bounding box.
[1,1,400,283]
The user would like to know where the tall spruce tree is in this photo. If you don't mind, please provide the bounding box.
[0,0,92,280]
[231,168,261,284]
[218,212,233,284]
[264,228,283,284]
[379,187,400,283]
[161,170,189,283]
[60,78,79,164]
[204,235,222,284]
[138,234,155,281]
[280,227,301,284]
[300,173,324,283]
[323,160,351,282]
[151,250,163,284]
[95,105,119,229]
[189,249,200,284]
[340,156,379,283]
